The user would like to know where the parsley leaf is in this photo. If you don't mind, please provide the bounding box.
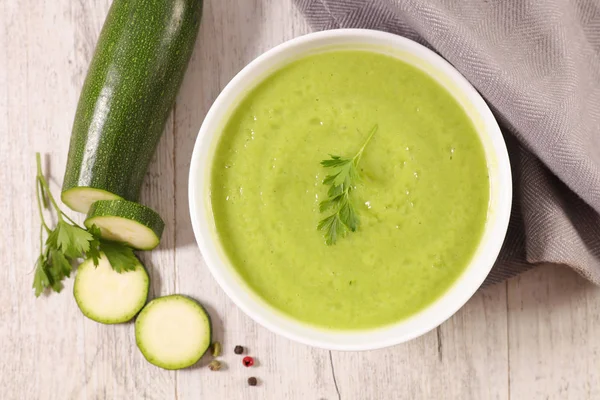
[46,221,92,259]
[318,125,378,245]
[317,214,343,246]
[32,153,144,297]
[100,241,138,273]
[86,225,103,266]
[32,255,50,297]
[49,248,73,277]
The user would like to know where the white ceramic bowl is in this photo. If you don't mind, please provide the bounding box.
[189,29,512,351]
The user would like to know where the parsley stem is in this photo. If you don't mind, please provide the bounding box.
[35,152,43,179]
[35,153,84,229]
[60,210,80,227]
[353,124,378,166]
[35,176,51,234]
[38,176,48,209]
[39,224,44,255]
[35,153,63,221]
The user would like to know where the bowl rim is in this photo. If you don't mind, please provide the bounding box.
[188,28,512,351]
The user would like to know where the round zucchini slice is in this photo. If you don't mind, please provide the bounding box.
[135,295,212,370]
[74,253,149,324]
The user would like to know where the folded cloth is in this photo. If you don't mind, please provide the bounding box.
[293,0,600,285]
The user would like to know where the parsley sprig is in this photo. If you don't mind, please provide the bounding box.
[318,125,378,245]
[33,153,137,297]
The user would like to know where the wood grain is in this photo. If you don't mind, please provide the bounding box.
[331,283,509,400]
[508,265,600,400]
[2,0,600,399]
[1,1,84,399]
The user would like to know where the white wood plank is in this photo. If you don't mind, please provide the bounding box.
[508,265,600,400]
[0,1,85,399]
[331,283,509,400]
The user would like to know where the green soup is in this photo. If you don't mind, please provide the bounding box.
[210,50,489,330]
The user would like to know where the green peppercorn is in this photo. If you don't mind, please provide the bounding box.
[208,360,222,371]
[211,341,222,357]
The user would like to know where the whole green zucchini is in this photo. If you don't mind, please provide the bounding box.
[62,0,203,213]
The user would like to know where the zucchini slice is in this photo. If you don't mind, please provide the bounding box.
[85,199,164,250]
[74,253,149,324]
[135,295,212,370]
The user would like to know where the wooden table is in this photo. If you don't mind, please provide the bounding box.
[2,0,600,398]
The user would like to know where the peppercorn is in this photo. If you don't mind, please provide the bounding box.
[242,356,254,367]
[234,345,244,355]
[208,360,222,371]
[248,377,258,386]
[211,341,222,357]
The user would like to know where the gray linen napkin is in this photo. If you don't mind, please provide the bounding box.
[293,0,600,285]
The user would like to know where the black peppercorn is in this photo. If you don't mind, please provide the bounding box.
[234,345,244,355]
[248,377,258,386]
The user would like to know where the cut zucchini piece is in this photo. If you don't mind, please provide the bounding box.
[85,199,164,250]
[62,187,122,214]
[74,253,149,324]
[135,295,212,370]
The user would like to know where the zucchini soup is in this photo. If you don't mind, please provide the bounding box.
[210,50,489,330]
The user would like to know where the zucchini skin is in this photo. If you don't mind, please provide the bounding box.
[62,0,203,203]
[85,199,165,248]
